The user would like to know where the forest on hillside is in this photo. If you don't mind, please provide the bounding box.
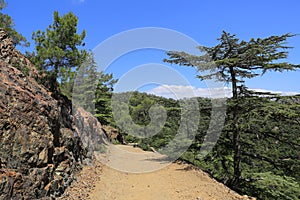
[1,1,300,199]
[109,92,300,200]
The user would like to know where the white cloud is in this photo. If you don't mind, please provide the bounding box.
[146,85,299,99]
[249,88,299,96]
[146,85,231,99]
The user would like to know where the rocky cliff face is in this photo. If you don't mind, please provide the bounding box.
[0,29,107,199]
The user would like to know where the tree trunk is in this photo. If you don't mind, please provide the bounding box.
[229,66,242,187]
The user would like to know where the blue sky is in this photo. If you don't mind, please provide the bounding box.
[4,0,300,97]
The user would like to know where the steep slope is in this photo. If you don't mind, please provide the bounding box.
[0,29,106,199]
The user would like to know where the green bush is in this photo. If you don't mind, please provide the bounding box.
[125,134,138,143]
[241,172,300,200]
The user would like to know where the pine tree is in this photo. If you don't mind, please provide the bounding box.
[73,53,99,112]
[30,11,87,94]
[164,31,299,187]
[73,53,117,124]
[94,71,117,125]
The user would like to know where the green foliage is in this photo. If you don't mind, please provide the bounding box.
[241,172,300,200]
[72,52,117,125]
[94,71,117,125]
[0,1,29,46]
[111,92,180,150]
[73,53,99,112]
[125,134,139,143]
[183,95,300,199]
[30,11,87,93]
[164,31,298,85]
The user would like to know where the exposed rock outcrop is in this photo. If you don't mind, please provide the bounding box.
[0,29,39,80]
[102,125,126,144]
[73,107,109,158]
[0,29,106,199]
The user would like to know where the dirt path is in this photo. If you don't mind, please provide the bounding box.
[89,145,252,200]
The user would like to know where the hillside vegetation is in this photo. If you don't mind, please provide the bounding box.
[111,92,300,199]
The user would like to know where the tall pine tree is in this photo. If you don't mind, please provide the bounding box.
[30,11,87,95]
[164,31,299,187]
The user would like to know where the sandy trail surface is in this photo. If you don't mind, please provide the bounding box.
[87,145,250,200]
